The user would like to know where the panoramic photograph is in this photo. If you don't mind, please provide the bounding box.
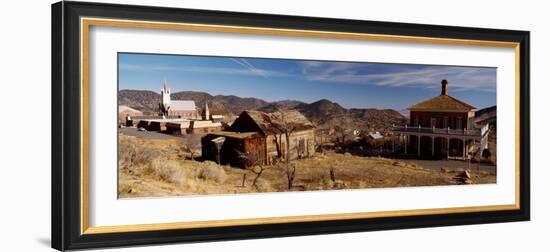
[117,53,497,198]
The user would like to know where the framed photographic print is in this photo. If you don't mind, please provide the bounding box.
[51,1,530,250]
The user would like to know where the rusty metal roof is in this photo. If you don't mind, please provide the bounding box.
[208,131,260,139]
[239,109,315,135]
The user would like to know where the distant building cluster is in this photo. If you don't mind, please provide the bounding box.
[120,81,223,134]
[118,80,318,169]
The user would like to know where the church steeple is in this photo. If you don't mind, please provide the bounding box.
[160,79,171,116]
[162,78,170,94]
[203,101,210,120]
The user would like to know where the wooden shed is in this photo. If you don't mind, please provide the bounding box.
[202,109,315,168]
[201,131,264,168]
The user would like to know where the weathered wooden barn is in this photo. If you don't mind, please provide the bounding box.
[202,110,315,168]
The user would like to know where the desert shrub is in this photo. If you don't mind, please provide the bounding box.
[119,135,160,173]
[307,171,327,184]
[357,181,369,188]
[320,177,335,188]
[254,179,274,192]
[148,158,227,187]
[198,162,227,183]
[150,159,195,186]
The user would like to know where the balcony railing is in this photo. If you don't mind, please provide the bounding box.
[392,123,489,137]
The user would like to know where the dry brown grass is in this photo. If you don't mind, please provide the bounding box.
[119,135,229,197]
[118,133,496,198]
[118,135,160,173]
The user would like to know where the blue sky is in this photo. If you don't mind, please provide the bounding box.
[118,53,496,110]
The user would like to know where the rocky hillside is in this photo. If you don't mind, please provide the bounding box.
[294,99,407,133]
[118,89,269,115]
[118,89,407,131]
[118,90,160,114]
[295,99,347,118]
[258,100,305,112]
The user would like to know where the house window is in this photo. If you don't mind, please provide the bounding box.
[298,139,305,157]
[414,116,420,127]
[457,117,463,129]
[443,116,448,128]
[430,118,436,128]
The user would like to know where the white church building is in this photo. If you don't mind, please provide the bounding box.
[159,80,199,119]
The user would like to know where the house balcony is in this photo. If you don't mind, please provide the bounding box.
[390,123,490,160]
[392,123,489,140]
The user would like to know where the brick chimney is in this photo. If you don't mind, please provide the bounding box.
[441,79,448,95]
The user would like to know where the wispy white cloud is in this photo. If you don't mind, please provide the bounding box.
[299,61,496,92]
[120,63,250,75]
[120,59,496,93]
[119,62,286,78]
[229,58,270,77]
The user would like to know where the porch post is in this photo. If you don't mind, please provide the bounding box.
[405,135,408,154]
[462,139,466,159]
[392,135,395,152]
[417,135,421,156]
[478,139,482,171]
[431,136,435,157]
[446,137,450,159]
[479,140,483,159]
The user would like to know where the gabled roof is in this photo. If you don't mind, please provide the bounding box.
[209,131,260,139]
[170,100,196,111]
[236,110,315,135]
[408,95,476,112]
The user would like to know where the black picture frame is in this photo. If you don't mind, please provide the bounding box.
[52,1,530,251]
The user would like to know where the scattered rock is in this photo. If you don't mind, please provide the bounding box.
[333,180,346,189]
[441,167,449,173]
[454,170,474,184]
[392,161,407,167]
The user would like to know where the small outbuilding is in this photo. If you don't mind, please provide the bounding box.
[118,105,143,125]
[202,109,316,168]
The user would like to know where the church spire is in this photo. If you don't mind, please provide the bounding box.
[162,78,169,94]
[203,101,210,120]
[160,79,171,116]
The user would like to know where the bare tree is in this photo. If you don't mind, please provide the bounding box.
[180,134,202,161]
[236,150,267,188]
[271,108,299,190]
